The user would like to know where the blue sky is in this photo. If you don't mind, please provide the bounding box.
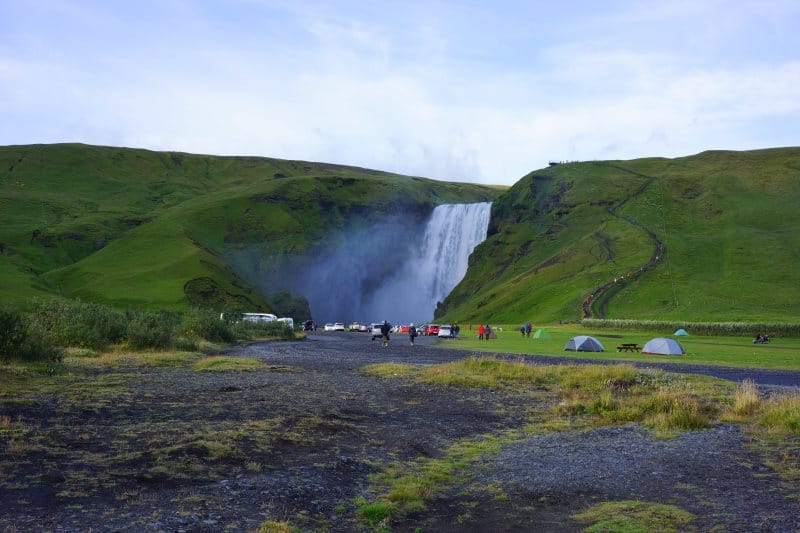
[1,0,798,184]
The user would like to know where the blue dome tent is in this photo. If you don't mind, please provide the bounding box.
[565,335,604,352]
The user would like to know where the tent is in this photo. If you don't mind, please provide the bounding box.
[674,328,689,336]
[533,328,551,339]
[565,335,604,352]
[642,337,685,355]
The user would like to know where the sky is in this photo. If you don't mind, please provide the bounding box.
[1,0,798,184]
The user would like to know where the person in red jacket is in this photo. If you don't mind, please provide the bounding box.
[477,324,485,340]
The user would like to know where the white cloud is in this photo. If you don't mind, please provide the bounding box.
[1,1,798,184]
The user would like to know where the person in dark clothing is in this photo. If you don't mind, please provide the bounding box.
[380,320,391,347]
[525,322,532,337]
[409,323,417,346]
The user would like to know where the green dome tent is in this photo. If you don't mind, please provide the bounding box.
[533,328,551,339]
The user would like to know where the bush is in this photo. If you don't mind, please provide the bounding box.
[582,318,800,337]
[177,308,234,343]
[0,306,62,362]
[233,320,295,340]
[0,306,27,357]
[27,299,127,350]
[126,311,176,349]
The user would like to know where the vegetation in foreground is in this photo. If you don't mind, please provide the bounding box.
[571,500,696,532]
[0,298,298,364]
[359,357,800,528]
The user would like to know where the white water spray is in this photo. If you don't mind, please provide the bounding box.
[365,202,492,323]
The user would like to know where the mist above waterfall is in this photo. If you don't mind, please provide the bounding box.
[288,202,491,324]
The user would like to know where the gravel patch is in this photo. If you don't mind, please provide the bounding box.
[1,332,798,532]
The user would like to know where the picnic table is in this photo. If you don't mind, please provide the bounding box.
[616,343,640,352]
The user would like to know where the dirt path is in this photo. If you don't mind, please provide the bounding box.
[1,333,798,531]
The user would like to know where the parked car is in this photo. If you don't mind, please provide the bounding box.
[358,323,369,332]
[333,322,346,331]
[324,323,335,331]
[398,325,410,333]
[438,325,452,338]
[370,323,383,341]
[425,325,440,336]
[302,320,314,331]
[349,322,362,332]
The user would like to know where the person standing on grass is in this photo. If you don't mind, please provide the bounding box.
[525,322,532,337]
[409,323,417,346]
[478,324,485,340]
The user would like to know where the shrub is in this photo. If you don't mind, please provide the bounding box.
[234,320,295,340]
[0,306,27,357]
[177,308,234,343]
[126,311,175,349]
[757,395,800,435]
[582,318,800,337]
[27,299,126,350]
[0,306,62,362]
[731,380,761,416]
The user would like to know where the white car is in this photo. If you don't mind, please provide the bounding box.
[333,322,346,331]
[324,323,335,331]
[438,325,453,338]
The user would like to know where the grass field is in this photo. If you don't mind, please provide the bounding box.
[443,324,800,371]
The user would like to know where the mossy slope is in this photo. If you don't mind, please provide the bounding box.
[438,148,800,323]
[0,144,497,310]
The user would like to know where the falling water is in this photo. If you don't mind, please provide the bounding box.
[364,202,492,323]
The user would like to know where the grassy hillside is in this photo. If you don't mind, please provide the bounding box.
[0,144,498,312]
[438,148,800,324]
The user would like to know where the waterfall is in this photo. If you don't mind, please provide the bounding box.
[364,202,492,323]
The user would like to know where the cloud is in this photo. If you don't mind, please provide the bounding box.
[1,1,798,184]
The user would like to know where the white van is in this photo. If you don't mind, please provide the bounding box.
[277,317,294,329]
[242,313,277,323]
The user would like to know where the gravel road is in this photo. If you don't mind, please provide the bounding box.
[1,331,798,532]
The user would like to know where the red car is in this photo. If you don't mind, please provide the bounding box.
[425,325,440,336]
[399,325,410,333]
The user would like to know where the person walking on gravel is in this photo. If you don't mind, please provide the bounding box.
[380,320,391,347]
[409,323,418,346]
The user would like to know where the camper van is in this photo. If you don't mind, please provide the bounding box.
[242,313,277,323]
[276,317,294,329]
[219,312,278,323]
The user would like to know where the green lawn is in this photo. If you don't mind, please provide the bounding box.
[444,324,800,371]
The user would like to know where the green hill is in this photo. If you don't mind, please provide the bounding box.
[0,144,498,313]
[437,148,800,324]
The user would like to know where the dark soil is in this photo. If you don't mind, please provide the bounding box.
[1,333,799,532]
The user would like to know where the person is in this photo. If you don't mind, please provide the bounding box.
[485,324,492,339]
[409,323,417,346]
[380,320,391,347]
[525,322,532,337]
[450,323,455,338]
[520,325,526,337]
[454,324,460,337]
[477,324,485,340]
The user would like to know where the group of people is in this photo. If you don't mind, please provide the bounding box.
[519,322,532,337]
[753,333,771,344]
[476,324,494,340]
